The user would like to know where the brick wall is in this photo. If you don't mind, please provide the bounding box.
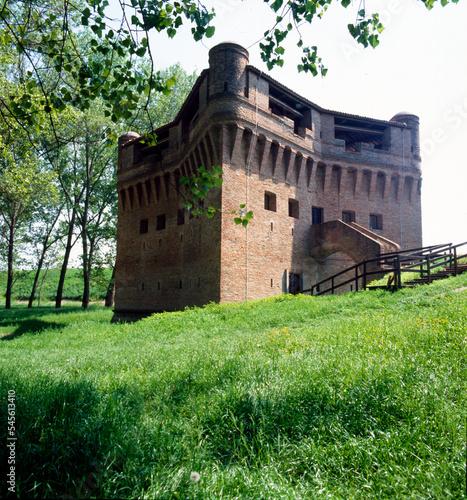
[113,42,423,319]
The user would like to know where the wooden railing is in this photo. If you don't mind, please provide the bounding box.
[295,242,467,296]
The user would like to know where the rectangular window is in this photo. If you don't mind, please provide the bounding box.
[312,206,323,225]
[369,214,383,230]
[177,209,185,226]
[342,211,355,223]
[156,214,166,231]
[288,199,299,219]
[264,191,277,212]
[140,219,148,234]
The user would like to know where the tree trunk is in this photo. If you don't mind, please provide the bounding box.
[105,266,116,307]
[28,257,43,308]
[28,242,48,308]
[28,209,61,307]
[37,265,50,307]
[56,207,76,308]
[81,137,91,309]
[81,231,90,308]
[5,213,16,309]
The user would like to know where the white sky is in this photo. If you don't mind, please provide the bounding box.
[147,0,467,247]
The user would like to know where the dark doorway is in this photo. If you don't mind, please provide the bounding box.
[289,273,301,293]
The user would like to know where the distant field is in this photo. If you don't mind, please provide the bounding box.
[0,274,466,499]
[0,267,113,303]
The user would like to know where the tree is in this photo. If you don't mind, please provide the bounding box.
[0,138,57,308]
[76,122,116,309]
[131,63,198,131]
[25,201,63,308]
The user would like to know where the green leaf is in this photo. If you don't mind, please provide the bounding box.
[368,34,379,48]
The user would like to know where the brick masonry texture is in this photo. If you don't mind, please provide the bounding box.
[113,42,422,320]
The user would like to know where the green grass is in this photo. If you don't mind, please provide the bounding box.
[1,275,466,499]
[0,267,113,302]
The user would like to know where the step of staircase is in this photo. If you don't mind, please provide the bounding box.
[403,279,429,286]
[445,265,467,273]
[403,263,467,287]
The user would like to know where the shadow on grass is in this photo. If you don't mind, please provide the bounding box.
[0,318,69,340]
[0,304,108,340]
[0,375,138,499]
[163,366,413,467]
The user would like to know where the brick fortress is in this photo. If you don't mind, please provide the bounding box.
[113,42,422,321]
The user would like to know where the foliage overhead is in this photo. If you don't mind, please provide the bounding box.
[0,0,461,138]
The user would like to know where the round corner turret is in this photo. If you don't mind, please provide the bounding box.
[390,112,421,162]
[208,42,249,98]
[118,131,141,148]
[390,111,420,126]
[118,132,141,173]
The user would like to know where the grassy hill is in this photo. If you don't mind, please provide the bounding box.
[0,267,113,303]
[0,274,466,499]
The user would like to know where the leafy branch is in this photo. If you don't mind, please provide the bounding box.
[179,165,223,218]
